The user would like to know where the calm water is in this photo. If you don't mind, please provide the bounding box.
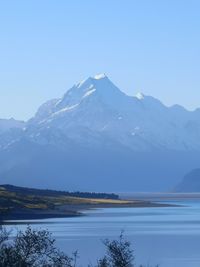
[3,200,200,267]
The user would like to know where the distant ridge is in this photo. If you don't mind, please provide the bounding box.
[175,169,200,192]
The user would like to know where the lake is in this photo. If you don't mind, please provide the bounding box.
[3,199,200,267]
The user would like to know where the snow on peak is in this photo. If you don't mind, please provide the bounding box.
[135,92,145,100]
[94,73,107,80]
[52,104,79,116]
[77,78,88,88]
[83,88,96,98]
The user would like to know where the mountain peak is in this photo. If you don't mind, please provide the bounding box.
[33,74,128,123]
[76,73,108,89]
[93,73,107,80]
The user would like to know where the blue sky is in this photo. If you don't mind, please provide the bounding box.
[0,0,200,120]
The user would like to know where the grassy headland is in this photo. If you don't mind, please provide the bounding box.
[0,184,171,221]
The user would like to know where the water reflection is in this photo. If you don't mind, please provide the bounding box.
[3,200,200,267]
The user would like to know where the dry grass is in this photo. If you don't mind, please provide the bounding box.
[0,187,135,215]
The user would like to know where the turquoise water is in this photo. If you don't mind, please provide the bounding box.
[3,200,200,267]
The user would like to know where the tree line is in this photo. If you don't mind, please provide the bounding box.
[1,184,119,200]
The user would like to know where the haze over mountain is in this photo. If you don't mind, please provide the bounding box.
[0,118,24,134]
[175,169,200,192]
[0,74,200,191]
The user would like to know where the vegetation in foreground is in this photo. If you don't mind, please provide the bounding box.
[0,226,158,267]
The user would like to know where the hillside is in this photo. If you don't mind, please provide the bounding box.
[1,184,118,199]
[0,184,141,220]
[175,169,200,192]
[0,184,171,221]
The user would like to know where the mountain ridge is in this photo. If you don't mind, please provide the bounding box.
[25,74,200,151]
[0,74,200,192]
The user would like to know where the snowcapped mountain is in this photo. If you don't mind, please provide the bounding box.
[0,74,200,191]
[25,74,200,151]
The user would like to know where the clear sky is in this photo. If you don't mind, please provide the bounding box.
[0,0,200,120]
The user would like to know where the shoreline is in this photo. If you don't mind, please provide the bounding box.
[120,192,200,201]
[0,200,178,222]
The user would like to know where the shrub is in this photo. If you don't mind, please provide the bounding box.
[0,226,75,267]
